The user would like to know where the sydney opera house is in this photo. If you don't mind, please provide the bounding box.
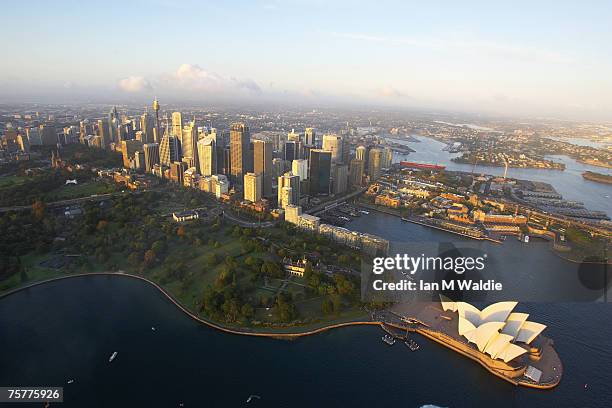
[390,298,563,388]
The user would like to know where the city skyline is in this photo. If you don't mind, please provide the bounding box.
[2,1,612,121]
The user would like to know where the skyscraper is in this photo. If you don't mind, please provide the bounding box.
[304,128,316,146]
[368,148,383,180]
[349,158,364,188]
[287,129,301,142]
[160,134,179,166]
[332,164,349,195]
[284,140,299,162]
[229,123,250,184]
[322,134,343,164]
[172,112,183,138]
[152,98,160,142]
[97,119,109,149]
[244,172,262,203]
[308,149,332,195]
[197,136,216,176]
[277,172,300,208]
[143,143,160,173]
[355,145,367,161]
[180,119,198,172]
[140,111,155,144]
[253,140,273,197]
[121,139,143,168]
[291,159,308,181]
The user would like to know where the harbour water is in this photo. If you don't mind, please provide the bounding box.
[0,273,611,407]
[389,135,612,216]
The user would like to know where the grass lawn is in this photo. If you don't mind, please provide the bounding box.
[44,181,114,201]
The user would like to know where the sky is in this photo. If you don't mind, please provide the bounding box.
[1,0,612,121]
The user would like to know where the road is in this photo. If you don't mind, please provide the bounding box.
[306,187,367,215]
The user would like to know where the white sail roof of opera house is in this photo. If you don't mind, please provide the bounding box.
[440,296,547,363]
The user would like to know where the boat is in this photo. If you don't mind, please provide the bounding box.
[382,335,396,346]
[400,161,446,171]
[151,326,156,331]
[401,217,410,222]
[108,351,118,362]
[67,379,74,384]
[359,210,370,215]
[246,395,261,403]
[404,339,420,351]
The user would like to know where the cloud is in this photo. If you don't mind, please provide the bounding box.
[171,63,261,94]
[378,86,404,98]
[118,76,153,92]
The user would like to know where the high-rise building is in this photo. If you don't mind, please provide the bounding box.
[140,111,155,144]
[170,161,187,185]
[40,124,57,146]
[121,139,143,168]
[287,129,301,142]
[277,172,300,208]
[160,134,179,166]
[383,147,393,168]
[243,172,262,203]
[308,149,332,195]
[291,159,308,181]
[272,158,285,180]
[279,186,293,209]
[349,158,364,188]
[368,148,383,180]
[284,140,299,162]
[253,140,273,197]
[97,120,109,148]
[172,112,183,138]
[26,127,42,145]
[322,134,343,163]
[355,145,367,161]
[332,164,349,195]
[143,143,160,173]
[304,128,316,146]
[181,120,198,172]
[229,123,250,184]
[197,136,216,176]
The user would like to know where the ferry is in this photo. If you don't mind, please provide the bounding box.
[400,161,446,171]
[108,351,118,362]
[382,335,396,346]
[359,210,370,215]
[405,339,420,351]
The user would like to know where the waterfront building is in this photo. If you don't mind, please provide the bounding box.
[244,172,262,203]
[332,164,349,195]
[230,122,250,185]
[308,149,332,195]
[253,139,273,197]
[143,143,160,173]
[368,148,383,180]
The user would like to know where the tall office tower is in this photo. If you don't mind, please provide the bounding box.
[172,112,183,138]
[308,149,332,195]
[159,134,179,166]
[17,134,30,153]
[332,164,349,194]
[291,159,308,181]
[152,98,160,142]
[121,140,143,168]
[284,140,298,162]
[368,148,383,180]
[78,121,87,144]
[170,161,187,185]
[229,122,250,185]
[341,137,351,165]
[287,129,301,142]
[253,140,273,197]
[143,143,160,173]
[349,158,364,188]
[355,145,367,161]
[197,136,216,176]
[26,127,42,145]
[97,119,109,149]
[383,147,393,168]
[134,151,144,171]
[279,186,293,209]
[181,120,198,172]
[141,111,155,144]
[272,158,285,180]
[277,172,300,208]
[108,106,118,143]
[243,172,262,203]
[322,134,343,163]
[304,128,316,146]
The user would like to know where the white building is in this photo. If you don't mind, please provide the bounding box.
[291,159,308,181]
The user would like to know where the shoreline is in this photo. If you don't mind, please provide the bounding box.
[0,272,379,338]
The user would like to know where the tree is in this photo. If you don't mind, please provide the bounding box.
[143,249,156,267]
[31,200,45,221]
[176,226,186,237]
[321,298,334,315]
[240,303,254,319]
[127,251,141,267]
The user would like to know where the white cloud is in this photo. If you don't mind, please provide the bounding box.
[118,76,153,92]
[172,64,261,94]
[378,86,405,98]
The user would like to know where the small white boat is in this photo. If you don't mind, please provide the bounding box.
[67,379,74,384]
[151,326,156,331]
[246,395,261,403]
[109,351,118,362]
